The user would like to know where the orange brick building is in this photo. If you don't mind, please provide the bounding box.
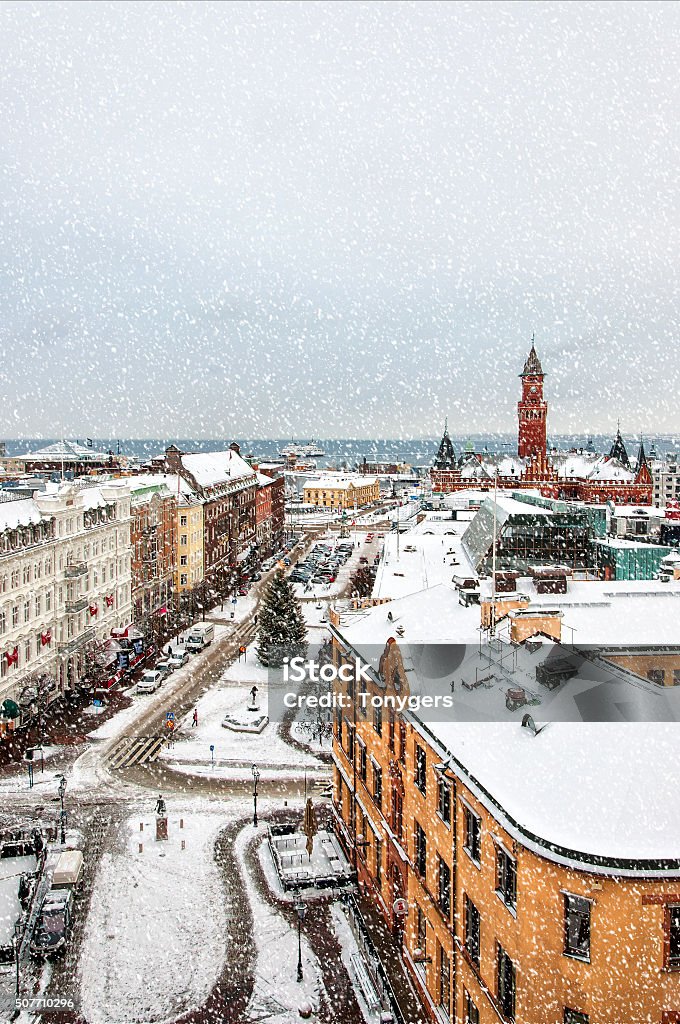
[330,624,680,1024]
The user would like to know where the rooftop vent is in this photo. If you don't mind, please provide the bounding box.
[521,713,547,736]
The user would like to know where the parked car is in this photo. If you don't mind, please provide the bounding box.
[359,556,369,564]
[167,648,189,669]
[31,888,74,958]
[138,670,163,694]
[155,658,175,677]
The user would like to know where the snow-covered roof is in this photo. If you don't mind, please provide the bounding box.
[256,472,275,488]
[331,584,680,868]
[305,475,378,490]
[182,450,255,488]
[0,497,42,533]
[16,440,111,461]
[423,719,680,868]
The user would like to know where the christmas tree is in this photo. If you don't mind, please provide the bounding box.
[256,569,308,667]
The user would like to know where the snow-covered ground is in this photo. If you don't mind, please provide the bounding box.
[159,646,323,773]
[235,825,323,1023]
[79,809,228,1024]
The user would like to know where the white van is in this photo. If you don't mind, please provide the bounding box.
[137,670,163,694]
[185,623,214,653]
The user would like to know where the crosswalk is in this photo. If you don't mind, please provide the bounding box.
[108,734,165,770]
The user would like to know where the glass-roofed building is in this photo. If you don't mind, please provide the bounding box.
[462,494,592,574]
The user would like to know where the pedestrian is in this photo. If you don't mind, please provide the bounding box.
[192,708,198,728]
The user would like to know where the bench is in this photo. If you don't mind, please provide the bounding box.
[350,952,381,1011]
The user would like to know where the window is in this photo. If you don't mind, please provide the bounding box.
[180,573,188,586]
[373,702,382,735]
[12,606,19,628]
[463,805,481,864]
[375,837,382,887]
[180,555,188,566]
[23,565,31,584]
[437,856,451,918]
[464,896,480,967]
[647,668,665,685]
[180,515,188,526]
[667,905,680,969]
[372,763,382,809]
[438,944,450,1017]
[497,944,516,1021]
[564,1011,589,1024]
[0,611,5,636]
[359,741,367,783]
[346,722,355,763]
[23,600,30,623]
[11,569,19,588]
[45,592,52,612]
[416,904,427,957]
[414,821,427,878]
[437,777,451,824]
[34,595,41,616]
[496,846,517,912]
[415,743,427,794]
[464,991,480,1024]
[564,894,591,960]
[181,534,188,546]
[24,639,31,663]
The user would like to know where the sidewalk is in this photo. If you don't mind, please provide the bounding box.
[356,893,428,1024]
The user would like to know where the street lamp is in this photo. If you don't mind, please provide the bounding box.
[58,775,67,844]
[13,919,21,1000]
[251,763,260,827]
[295,900,307,982]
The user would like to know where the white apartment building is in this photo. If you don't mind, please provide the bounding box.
[651,453,680,507]
[0,481,132,708]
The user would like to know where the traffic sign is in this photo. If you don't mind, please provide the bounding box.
[166,720,174,731]
[231,597,237,604]
[166,712,175,721]
[393,897,408,916]
[210,744,215,752]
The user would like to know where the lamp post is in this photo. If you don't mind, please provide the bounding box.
[251,763,260,827]
[58,775,67,844]
[13,919,21,1001]
[295,900,306,982]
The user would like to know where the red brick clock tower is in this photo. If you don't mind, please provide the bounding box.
[518,339,547,459]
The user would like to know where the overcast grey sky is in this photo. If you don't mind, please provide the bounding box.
[0,0,678,439]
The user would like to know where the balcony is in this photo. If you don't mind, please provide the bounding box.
[64,562,88,579]
[65,597,88,614]
[58,626,96,655]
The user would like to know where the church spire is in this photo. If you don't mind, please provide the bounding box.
[520,335,544,377]
[433,420,456,471]
[608,426,630,468]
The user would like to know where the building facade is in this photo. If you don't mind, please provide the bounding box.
[159,445,257,593]
[0,482,132,707]
[329,627,680,1024]
[303,475,380,510]
[129,480,176,624]
[176,493,204,593]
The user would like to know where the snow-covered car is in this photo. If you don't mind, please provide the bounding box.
[137,670,163,694]
[155,658,175,677]
[167,648,189,669]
